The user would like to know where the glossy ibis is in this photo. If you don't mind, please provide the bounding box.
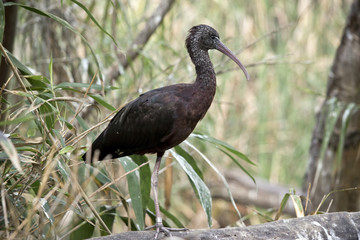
[82,24,249,238]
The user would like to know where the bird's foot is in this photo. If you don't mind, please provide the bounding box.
[145,217,187,239]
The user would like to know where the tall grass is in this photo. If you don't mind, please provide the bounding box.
[0,0,351,238]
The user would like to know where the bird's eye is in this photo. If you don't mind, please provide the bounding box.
[211,35,217,40]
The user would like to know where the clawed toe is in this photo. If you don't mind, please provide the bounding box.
[145,222,188,239]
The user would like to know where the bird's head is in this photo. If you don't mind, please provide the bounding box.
[186,24,220,50]
[186,24,250,81]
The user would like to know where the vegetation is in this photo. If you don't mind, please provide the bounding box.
[0,0,352,239]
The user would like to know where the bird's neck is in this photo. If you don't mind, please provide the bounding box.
[186,47,217,120]
[191,49,217,116]
[188,48,216,90]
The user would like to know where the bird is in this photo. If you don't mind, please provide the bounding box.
[82,24,249,238]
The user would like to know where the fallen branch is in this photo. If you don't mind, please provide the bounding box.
[209,170,304,216]
[89,211,360,240]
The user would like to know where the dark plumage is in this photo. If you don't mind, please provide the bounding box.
[82,24,249,238]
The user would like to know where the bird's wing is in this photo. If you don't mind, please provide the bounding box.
[88,86,183,159]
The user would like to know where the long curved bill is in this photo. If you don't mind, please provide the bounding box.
[215,40,250,81]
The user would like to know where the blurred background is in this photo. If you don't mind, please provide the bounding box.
[0,0,354,238]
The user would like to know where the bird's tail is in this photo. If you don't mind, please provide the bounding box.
[82,132,107,163]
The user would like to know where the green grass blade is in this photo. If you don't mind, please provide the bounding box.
[54,82,118,91]
[23,74,50,84]
[70,218,95,240]
[89,94,116,111]
[59,145,75,155]
[174,145,204,180]
[147,198,185,228]
[39,102,56,129]
[290,193,304,217]
[2,50,50,92]
[56,158,70,182]
[2,48,32,75]
[218,148,255,184]
[220,149,256,184]
[0,132,23,174]
[119,157,144,230]
[23,75,50,90]
[39,198,55,225]
[274,192,290,220]
[99,206,115,236]
[118,216,138,231]
[336,103,357,169]
[320,98,344,162]
[70,0,118,47]
[312,98,344,193]
[183,140,243,222]
[190,132,256,166]
[169,149,212,227]
[130,155,151,211]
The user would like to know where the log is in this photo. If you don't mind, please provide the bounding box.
[89,211,360,240]
[209,171,304,216]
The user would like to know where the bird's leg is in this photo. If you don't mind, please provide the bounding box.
[145,154,167,238]
[153,155,163,228]
[145,153,187,239]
